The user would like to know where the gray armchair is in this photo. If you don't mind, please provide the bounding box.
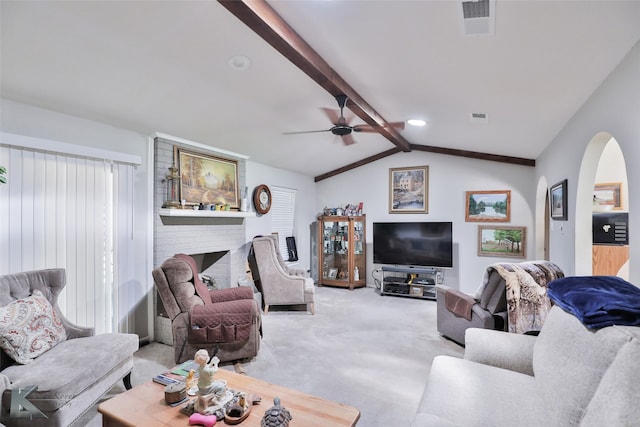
[436,270,508,345]
[152,254,262,364]
[437,261,564,345]
[0,269,139,427]
[248,236,315,314]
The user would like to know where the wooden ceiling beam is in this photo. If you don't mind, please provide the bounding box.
[219,0,536,181]
[314,148,402,182]
[410,144,535,167]
[314,144,534,182]
[218,0,411,152]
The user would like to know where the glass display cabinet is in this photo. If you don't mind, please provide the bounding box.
[318,215,366,290]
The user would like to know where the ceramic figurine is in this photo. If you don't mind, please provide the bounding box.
[261,397,292,427]
[194,349,232,415]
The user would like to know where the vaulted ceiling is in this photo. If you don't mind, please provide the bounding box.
[2,1,640,180]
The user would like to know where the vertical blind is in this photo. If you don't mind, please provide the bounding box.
[0,143,136,334]
[270,186,297,262]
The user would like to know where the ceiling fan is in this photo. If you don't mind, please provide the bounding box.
[283,95,405,145]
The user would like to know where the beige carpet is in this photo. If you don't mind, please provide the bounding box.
[84,285,464,426]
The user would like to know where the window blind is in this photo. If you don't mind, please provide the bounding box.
[0,142,136,334]
[270,186,297,262]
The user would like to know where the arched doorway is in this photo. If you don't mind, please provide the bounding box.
[576,132,629,278]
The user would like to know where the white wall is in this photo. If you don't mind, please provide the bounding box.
[595,140,628,211]
[0,98,153,339]
[536,41,640,284]
[245,160,317,273]
[315,150,536,294]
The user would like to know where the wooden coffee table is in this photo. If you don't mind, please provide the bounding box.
[98,368,360,426]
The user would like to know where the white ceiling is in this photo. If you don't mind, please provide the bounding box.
[2,1,640,178]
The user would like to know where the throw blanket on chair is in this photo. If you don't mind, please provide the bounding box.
[547,275,640,329]
[477,261,564,334]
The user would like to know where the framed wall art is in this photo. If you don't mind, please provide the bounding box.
[593,182,622,209]
[550,179,568,220]
[465,190,511,222]
[175,147,239,208]
[477,225,526,258]
[389,165,429,213]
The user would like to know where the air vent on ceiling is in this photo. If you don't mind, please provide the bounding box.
[470,112,489,124]
[458,0,496,36]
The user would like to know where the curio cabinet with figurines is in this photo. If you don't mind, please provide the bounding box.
[318,215,366,290]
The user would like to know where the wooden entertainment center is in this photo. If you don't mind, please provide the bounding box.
[379,265,445,300]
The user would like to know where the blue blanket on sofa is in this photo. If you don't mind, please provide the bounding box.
[547,276,640,329]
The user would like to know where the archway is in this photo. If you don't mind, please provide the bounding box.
[576,132,629,278]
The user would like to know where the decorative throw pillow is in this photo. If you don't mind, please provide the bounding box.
[0,289,67,364]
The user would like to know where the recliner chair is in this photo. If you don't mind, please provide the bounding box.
[248,235,315,314]
[152,254,261,364]
[437,260,564,345]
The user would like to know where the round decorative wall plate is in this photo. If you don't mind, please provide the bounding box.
[253,184,272,214]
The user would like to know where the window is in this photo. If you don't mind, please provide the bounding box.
[0,134,139,334]
[269,186,297,262]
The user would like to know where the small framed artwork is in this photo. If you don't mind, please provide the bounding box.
[549,179,568,221]
[478,225,526,258]
[328,268,338,280]
[593,182,622,209]
[175,147,239,208]
[389,165,429,213]
[465,190,511,222]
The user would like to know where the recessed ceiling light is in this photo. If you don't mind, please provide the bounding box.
[228,55,251,71]
[408,119,426,127]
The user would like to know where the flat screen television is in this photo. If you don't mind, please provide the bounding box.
[373,222,453,268]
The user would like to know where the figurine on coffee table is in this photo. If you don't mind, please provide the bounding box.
[193,349,233,415]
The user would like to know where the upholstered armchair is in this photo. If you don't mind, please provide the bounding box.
[1,269,139,427]
[153,254,261,364]
[437,260,564,345]
[248,236,315,314]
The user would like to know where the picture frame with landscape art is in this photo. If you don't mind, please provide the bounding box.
[175,147,239,208]
[593,182,622,210]
[465,190,511,222]
[389,166,429,213]
[478,225,526,258]
[550,179,568,220]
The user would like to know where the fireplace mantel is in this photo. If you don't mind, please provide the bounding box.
[158,208,255,218]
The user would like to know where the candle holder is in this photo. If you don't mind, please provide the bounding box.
[163,164,181,209]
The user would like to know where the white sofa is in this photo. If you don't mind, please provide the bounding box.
[412,305,640,426]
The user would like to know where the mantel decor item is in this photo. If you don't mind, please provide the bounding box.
[465,190,511,222]
[389,165,429,213]
[175,147,239,209]
[478,225,526,258]
[163,163,182,209]
[550,179,568,221]
[253,184,272,215]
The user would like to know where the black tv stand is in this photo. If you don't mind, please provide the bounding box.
[380,266,444,300]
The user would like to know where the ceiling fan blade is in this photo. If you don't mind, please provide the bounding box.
[352,121,406,133]
[283,129,331,135]
[342,133,357,145]
[320,107,342,125]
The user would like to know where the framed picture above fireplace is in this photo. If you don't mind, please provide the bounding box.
[175,147,239,209]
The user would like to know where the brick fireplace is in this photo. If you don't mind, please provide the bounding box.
[153,135,250,344]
